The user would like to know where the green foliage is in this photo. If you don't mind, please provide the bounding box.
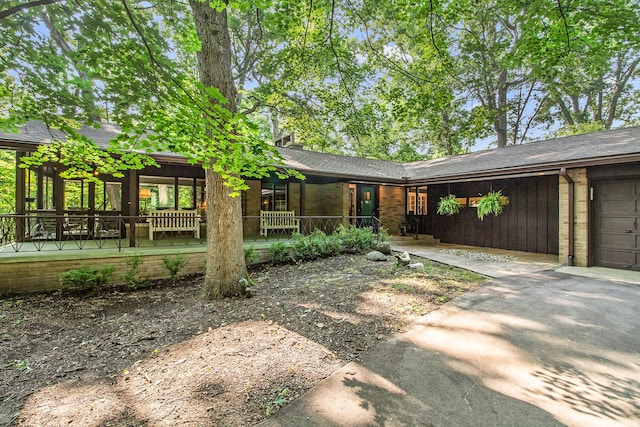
[123,256,148,289]
[244,245,259,264]
[437,194,463,216]
[161,254,189,284]
[270,241,291,265]
[265,388,291,417]
[476,191,507,220]
[59,263,114,290]
[290,230,342,262]
[14,359,32,373]
[377,226,390,243]
[333,224,377,254]
[0,149,16,213]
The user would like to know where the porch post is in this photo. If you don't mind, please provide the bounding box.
[126,170,138,248]
[54,170,64,240]
[15,152,26,241]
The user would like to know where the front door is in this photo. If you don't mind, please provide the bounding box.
[357,185,377,227]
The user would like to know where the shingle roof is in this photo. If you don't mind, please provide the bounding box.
[403,126,640,182]
[0,121,120,148]
[2,121,639,183]
[276,147,407,182]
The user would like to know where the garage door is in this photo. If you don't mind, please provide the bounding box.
[593,179,640,270]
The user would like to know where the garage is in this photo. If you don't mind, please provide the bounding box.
[593,179,640,270]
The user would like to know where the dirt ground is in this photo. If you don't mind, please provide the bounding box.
[0,253,484,427]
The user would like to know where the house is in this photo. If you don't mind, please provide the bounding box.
[1,121,640,275]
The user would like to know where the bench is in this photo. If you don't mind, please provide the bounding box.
[147,210,200,241]
[260,210,300,237]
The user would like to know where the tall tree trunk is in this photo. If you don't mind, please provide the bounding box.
[494,69,508,148]
[190,0,249,298]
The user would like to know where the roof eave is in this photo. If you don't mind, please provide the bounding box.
[406,154,640,185]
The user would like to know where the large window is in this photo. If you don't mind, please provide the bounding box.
[25,166,56,211]
[261,183,287,211]
[139,176,203,214]
[96,181,122,211]
[406,186,428,215]
[64,180,89,210]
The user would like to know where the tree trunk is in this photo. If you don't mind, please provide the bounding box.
[494,69,508,148]
[190,0,249,298]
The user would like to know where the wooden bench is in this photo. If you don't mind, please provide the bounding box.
[260,210,300,237]
[147,210,200,241]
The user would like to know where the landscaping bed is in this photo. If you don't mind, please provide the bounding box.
[0,253,484,426]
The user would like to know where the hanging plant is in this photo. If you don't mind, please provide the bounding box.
[476,190,508,220]
[437,194,463,216]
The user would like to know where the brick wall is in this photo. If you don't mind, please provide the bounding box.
[289,182,301,215]
[245,180,262,217]
[0,247,271,295]
[559,168,589,266]
[304,183,348,216]
[379,185,406,235]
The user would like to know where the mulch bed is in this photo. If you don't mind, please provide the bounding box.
[0,253,484,426]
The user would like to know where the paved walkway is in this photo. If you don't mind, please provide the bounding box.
[261,243,640,427]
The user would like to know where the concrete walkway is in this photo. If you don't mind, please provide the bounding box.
[261,243,640,427]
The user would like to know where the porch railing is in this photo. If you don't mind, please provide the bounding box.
[0,213,381,254]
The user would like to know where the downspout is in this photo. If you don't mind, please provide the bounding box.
[560,168,574,266]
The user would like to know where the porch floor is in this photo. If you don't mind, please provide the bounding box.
[0,238,284,262]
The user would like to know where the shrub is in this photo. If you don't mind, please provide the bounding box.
[378,226,390,243]
[123,256,148,289]
[334,224,377,253]
[270,241,290,265]
[291,232,321,261]
[244,245,259,264]
[59,264,114,290]
[322,233,342,257]
[161,254,188,284]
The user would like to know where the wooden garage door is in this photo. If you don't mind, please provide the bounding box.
[593,179,640,270]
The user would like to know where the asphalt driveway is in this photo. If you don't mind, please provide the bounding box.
[261,270,640,426]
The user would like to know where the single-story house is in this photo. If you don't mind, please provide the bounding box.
[1,121,639,271]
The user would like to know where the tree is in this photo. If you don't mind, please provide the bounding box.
[524,0,640,135]
[0,0,294,299]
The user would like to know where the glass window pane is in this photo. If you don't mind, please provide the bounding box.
[261,183,273,211]
[0,149,16,213]
[64,180,88,210]
[178,178,195,209]
[275,184,287,211]
[103,182,122,211]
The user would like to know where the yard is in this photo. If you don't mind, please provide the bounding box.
[0,253,483,426]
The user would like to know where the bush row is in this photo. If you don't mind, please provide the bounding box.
[270,224,386,264]
[58,254,189,291]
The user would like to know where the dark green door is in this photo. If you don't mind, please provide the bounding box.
[357,185,377,228]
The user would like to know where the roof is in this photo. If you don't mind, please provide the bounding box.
[0,121,120,148]
[403,126,640,182]
[1,121,639,184]
[276,147,407,182]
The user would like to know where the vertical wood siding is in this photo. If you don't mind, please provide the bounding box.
[427,176,559,254]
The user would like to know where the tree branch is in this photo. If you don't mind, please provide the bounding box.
[0,0,64,19]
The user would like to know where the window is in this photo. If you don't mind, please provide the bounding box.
[178,178,196,210]
[139,176,204,214]
[64,180,89,210]
[261,183,288,211]
[406,186,428,215]
[96,181,122,211]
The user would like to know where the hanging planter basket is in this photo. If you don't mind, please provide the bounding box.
[437,194,463,216]
[476,190,508,220]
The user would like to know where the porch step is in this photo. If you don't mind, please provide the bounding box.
[389,234,440,245]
